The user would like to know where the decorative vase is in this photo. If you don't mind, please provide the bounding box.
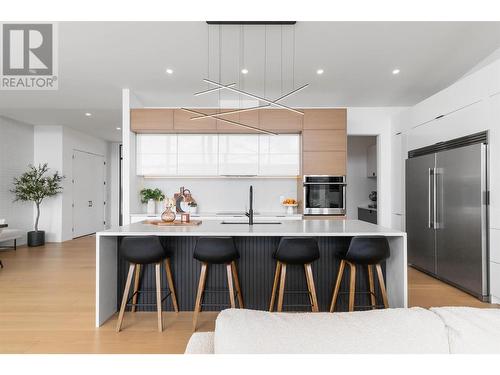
[146,199,156,215]
[161,206,176,222]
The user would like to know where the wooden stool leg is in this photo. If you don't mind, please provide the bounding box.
[304,265,314,308]
[375,264,389,308]
[367,265,376,309]
[193,263,208,331]
[269,261,282,312]
[116,263,135,332]
[277,264,287,312]
[155,263,163,332]
[231,261,244,308]
[131,264,141,312]
[329,260,345,313]
[304,263,319,312]
[226,263,236,308]
[348,261,356,312]
[164,258,179,312]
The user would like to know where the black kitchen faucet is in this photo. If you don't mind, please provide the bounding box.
[245,185,254,225]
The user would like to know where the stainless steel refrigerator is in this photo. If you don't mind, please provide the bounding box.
[406,134,489,301]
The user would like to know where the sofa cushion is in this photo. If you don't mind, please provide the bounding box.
[430,307,500,353]
[185,332,215,354]
[214,308,450,354]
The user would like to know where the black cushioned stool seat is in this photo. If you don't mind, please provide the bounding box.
[330,236,390,312]
[192,237,243,331]
[269,237,320,312]
[116,236,178,333]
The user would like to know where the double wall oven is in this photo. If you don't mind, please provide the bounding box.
[303,175,346,216]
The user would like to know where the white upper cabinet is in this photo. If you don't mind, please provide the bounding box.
[259,135,300,175]
[136,133,300,177]
[136,134,177,176]
[177,135,218,175]
[218,135,259,175]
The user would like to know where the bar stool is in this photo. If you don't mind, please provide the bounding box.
[192,237,243,331]
[329,236,390,312]
[269,237,320,312]
[116,236,179,332]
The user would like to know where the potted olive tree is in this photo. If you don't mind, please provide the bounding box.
[140,188,165,214]
[11,164,64,247]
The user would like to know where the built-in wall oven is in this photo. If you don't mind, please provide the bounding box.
[303,175,346,215]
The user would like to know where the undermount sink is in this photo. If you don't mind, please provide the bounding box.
[220,221,282,225]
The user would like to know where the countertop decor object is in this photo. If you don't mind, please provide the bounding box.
[140,188,165,215]
[145,219,202,226]
[11,163,64,247]
[160,206,176,222]
[282,198,298,215]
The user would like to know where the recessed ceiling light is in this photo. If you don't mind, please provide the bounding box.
[392,68,400,75]
[241,68,249,75]
[316,69,324,75]
[116,127,121,130]
[85,112,92,117]
[166,68,174,74]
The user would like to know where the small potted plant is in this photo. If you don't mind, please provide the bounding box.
[11,163,64,247]
[188,201,198,214]
[140,188,165,215]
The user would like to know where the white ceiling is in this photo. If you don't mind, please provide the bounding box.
[1,21,500,142]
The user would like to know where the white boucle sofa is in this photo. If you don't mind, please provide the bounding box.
[185,307,500,354]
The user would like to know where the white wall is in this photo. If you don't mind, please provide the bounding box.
[138,177,297,214]
[0,116,34,245]
[108,142,121,227]
[347,107,406,228]
[34,126,64,242]
[346,136,377,219]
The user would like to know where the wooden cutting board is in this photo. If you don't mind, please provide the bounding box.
[145,219,202,226]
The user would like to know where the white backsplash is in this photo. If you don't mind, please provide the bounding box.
[138,177,298,214]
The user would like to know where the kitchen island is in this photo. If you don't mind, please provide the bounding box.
[95,220,407,326]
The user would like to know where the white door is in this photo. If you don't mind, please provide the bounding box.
[73,150,105,238]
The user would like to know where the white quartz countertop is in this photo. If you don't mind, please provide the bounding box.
[130,212,302,218]
[98,219,405,237]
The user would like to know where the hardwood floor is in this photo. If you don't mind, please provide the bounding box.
[0,236,497,353]
[408,266,497,308]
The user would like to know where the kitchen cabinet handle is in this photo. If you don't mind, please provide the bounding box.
[433,168,438,229]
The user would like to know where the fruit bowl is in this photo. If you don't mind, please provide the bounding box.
[282,200,298,215]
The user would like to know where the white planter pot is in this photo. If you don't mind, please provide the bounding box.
[156,200,164,214]
[146,199,156,215]
[189,206,198,214]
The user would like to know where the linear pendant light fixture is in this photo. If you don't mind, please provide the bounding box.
[190,83,309,120]
[193,82,237,96]
[186,22,307,133]
[180,108,278,135]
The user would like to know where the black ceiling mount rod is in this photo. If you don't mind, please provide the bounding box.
[206,21,296,25]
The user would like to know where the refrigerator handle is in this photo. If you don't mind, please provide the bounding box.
[433,167,439,229]
[428,168,433,229]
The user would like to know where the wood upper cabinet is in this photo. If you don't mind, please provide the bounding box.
[303,109,346,130]
[302,129,346,152]
[130,109,174,132]
[302,151,346,175]
[173,108,217,131]
[216,109,260,133]
[259,108,303,132]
